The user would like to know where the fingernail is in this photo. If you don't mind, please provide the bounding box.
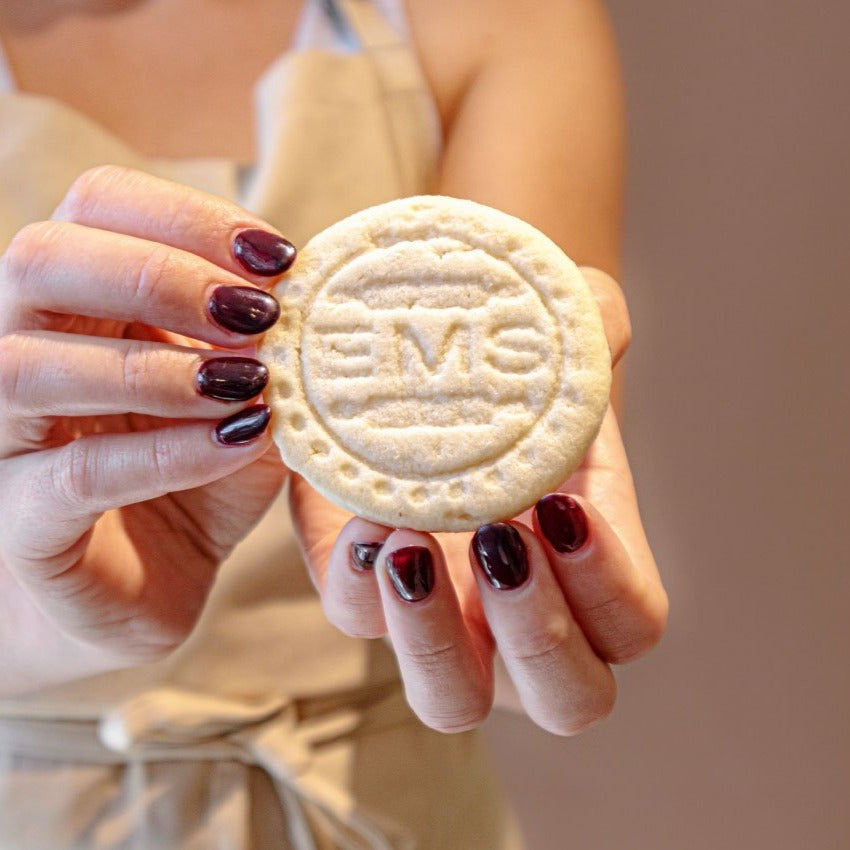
[214,403,271,445]
[208,286,280,334]
[385,546,434,602]
[350,541,383,572]
[536,494,589,553]
[472,523,529,590]
[197,357,269,401]
[234,229,297,276]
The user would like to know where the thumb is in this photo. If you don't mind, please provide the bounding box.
[579,266,631,366]
[288,472,354,591]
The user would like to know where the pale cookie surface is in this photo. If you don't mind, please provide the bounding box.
[261,196,611,531]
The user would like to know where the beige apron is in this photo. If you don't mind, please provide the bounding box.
[0,1,526,848]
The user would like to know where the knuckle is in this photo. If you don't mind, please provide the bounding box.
[156,189,214,244]
[553,679,617,737]
[58,164,130,222]
[639,588,669,652]
[133,243,176,303]
[0,333,30,410]
[398,639,464,673]
[52,438,99,508]
[149,429,176,492]
[602,277,630,328]
[611,593,670,664]
[2,220,64,282]
[582,678,618,729]
[651,588,671,642]
[595,585,670,665]
[503,616,573,668]
[622,310,633,350]
[120,340,155,402]
[586,267,627,315]
[533,672,617,738]
[613,304,632,356]
[323,595,385,639]
[585,268,632,358]
[579,580,635,623]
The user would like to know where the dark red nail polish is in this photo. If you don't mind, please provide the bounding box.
[472,523,529,590]
[214,404,271,445]
[536,494,589,553]
[234,229,297,276]
[385,546,434,602]
[197,357,269,401]
[350,541,383,572]
[208,286,280,334]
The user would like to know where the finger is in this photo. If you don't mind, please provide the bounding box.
[320,516,392,639]
[0,330,268,423]
[569,406,665,594]
[51,165,296,284]
[375,530,493,733]
[0,407,272,577]
[470,521,616,736]
[578,266,631,365]
[533,494,668,664]
[0,221,280,345]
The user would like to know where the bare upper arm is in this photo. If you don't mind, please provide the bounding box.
[408,0,627,278]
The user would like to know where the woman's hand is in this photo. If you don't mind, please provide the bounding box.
[0,165,294,694]
[290,269,669,735]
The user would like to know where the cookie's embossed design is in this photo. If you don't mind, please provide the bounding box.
[261,196,611,531]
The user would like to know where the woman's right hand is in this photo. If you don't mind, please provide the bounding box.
[0,166,295,695]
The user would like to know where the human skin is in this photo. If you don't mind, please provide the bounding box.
[0,0,667,733]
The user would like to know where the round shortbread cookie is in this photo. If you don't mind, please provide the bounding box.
[260,196,611,531]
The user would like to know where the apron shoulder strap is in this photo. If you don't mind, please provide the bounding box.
[325,0,406,51]
[0,32,17,93]
[328,0,442,196]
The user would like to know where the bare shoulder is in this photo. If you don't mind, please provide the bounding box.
[404,0,622,131]
[403,0,625,275]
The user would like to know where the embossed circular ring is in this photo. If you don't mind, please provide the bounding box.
[261,196,611,531]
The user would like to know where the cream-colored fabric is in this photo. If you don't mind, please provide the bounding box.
[0,1,526,848]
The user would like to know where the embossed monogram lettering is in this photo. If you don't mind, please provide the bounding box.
[312,324,375,378]
[484,321,548,374]
[314,315,546,380]
[297,239,564,478]
[395,319,470,377]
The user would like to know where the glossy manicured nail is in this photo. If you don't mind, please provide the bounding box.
[214,404,271,445]
[197,357,269,401]
[385,546,434,602]
[233,229,297,276]
[208,286,280,334]
[350,541,383,572]
[472,523,529,589]
[536,494,589,553]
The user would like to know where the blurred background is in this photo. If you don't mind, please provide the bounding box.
[483,2,850,848]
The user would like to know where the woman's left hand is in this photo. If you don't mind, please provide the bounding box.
[289,269,668,735]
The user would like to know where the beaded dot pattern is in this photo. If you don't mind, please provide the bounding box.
[261,196,611,531]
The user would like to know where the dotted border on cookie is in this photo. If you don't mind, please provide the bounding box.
[262,196,610,531]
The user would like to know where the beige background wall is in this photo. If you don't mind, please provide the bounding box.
[483,2,850,848]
